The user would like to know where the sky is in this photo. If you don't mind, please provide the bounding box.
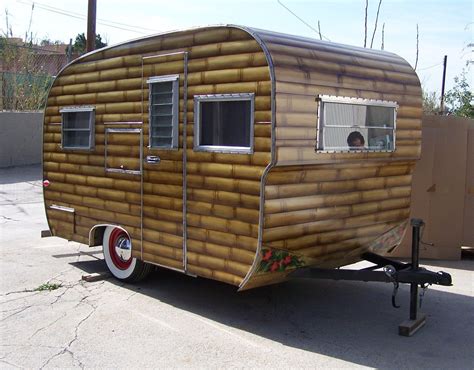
[1,0,472,94]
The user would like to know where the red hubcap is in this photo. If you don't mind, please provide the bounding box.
[108,228,132,270]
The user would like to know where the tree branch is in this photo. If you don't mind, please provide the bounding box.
[370,0,383,48]
[381,22,385,50]
[364,0,368,47]
[414,24,419,70]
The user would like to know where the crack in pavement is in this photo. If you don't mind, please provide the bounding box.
[1,280,84,323]
[27,281,106,340]
[0,305,34,322]
[0,358,21,369]
[0,292,41,304]
[0,215,20,223]
[0,344,63,350]
[39,301,97,369]
[1,240,109,368]
[28,311,68,340]
[126,290,139,301]
[1,289,40,297]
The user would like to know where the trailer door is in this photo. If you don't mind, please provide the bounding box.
[141,53,187,272]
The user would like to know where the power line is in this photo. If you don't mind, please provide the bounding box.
[418,61,443,71]
[17,0,149,34]
[35,1,159,32]
[16,0,160,34]
[276,0,331,42]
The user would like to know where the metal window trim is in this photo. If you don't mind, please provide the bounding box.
[60,106,95,113]
[107,128,141,134]
[193,93,255,154]
[60,106,95,150]
[147,75,179,150]
[103,121,143,125]
[147,74,179,84]
[316,94,398,154]
[318,95,398,108]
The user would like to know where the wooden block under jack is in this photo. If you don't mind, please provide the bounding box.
[41,230,52,238]
[399,313,426,336]
[82,272,111,282]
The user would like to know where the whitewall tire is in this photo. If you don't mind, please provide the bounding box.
[102,226,152,282]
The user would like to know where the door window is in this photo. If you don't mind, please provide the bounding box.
[147,75,179,149]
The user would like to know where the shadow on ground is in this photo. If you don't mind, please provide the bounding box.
[70,256,473,369]
[0,164,42,185]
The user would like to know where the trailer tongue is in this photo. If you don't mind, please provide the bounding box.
[290,219,452,337]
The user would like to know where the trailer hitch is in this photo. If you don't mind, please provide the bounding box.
[290,219,453,336]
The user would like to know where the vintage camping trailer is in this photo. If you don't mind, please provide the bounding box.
[42,25,422,291]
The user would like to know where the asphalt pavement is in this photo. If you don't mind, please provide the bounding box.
[1,164,473,369]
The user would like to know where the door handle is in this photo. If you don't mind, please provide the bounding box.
[146,155,161,164]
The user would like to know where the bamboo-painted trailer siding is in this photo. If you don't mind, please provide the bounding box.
[240,30,421,289]
[43,27,272,287]
[43,25,422,290]
[255,30,422,164]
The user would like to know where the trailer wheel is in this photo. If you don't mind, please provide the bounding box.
[102,226,152,282]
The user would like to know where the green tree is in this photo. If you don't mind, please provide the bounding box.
[72,33,107,54]
[40,38,63,46]
[445,68,474,118]
[422,89,439,115]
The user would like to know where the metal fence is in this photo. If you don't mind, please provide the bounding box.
[0,41,73,111]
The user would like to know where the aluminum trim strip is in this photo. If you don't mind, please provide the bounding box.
[143,259,187,274]
[49,204,75,213]
[182,52,189,273]
[143,51,187,60]
[235,27,277,291]
[105,168,141,175]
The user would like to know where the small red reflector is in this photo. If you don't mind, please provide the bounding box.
[43,180,50,187]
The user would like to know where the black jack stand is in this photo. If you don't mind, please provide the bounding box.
[398,218,426,336]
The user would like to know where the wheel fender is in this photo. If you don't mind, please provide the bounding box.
[89,224,119,247]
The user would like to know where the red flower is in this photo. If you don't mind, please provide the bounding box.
[283,255,292,265]
[270,261,280,272]
[262,250,272,261]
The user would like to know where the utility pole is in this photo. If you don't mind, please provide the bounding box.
[86,0,97,52]
[439,55,447,115]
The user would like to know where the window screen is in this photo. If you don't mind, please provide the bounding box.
[147,75,179,149]
[317,96,397,152]
[60,107,95,149]
[194,94,254,153]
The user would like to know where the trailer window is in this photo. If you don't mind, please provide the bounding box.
[147,75,179,149]
[60,107,95,149]
[316,96,397,152]
[194,93,254,154]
